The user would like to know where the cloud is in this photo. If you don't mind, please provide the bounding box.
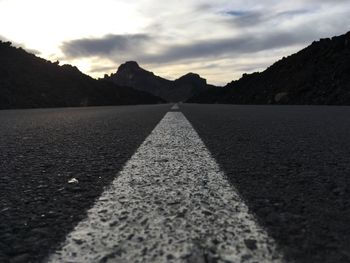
[277,9,311,17]
[59,27,325,69]
[140,30,319,64]
[61,34,151,58]
[225,11,249,16]
[224,10,265,27]
[59,13,348,66]
[194,3,214,12]
[222,8,313,28]
[295,0,348,3]
[50,0,350,84]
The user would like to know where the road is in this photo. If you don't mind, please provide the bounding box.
[1,104,350,262]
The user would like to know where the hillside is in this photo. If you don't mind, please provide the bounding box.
[0,42,163,109]
[189,31,350,105]
[105,61,213,102]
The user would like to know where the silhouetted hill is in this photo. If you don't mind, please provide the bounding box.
[189,31,350,105]
[105,61,213,102]
[0,42,163,109]
[105,61,173,100]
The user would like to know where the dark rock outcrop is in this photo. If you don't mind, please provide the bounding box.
[0,42,164,109]
[105,61,212,102]
[189,31,350,105]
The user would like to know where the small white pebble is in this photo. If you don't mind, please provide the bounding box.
[68,178,79,184]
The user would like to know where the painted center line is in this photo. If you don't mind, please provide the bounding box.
[48,112,285,263]
[171,104,179,110]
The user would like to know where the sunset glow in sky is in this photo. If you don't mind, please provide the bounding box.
[1,0,350,85]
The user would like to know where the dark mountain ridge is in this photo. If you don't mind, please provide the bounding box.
[0,42,163,109]
[189,31,350,105]
[104,61,214,102]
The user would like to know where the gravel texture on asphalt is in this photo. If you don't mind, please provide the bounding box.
[48,111,284,263]
[0,105,170,263]
[182,104,350,263]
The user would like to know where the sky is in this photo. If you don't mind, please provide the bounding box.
[0,0,349,85]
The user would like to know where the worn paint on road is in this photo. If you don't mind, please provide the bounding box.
[48,112,285,263]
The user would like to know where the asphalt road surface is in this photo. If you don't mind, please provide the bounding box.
[1,104,350,263]
[182,104,350,263]
[0,105,170,263]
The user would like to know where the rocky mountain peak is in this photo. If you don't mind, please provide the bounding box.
[176,73,207,85]
[105,62,214,102]
[117,61,141,72]
[179,72,201,79]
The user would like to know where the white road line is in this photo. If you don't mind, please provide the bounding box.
[48,112,285,263]
[171,104,179,110]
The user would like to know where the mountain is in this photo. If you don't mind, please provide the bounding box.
[104,61,213,102]
[189,31,350,105]
[0,42,164,109]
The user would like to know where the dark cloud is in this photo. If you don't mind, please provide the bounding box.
[224,10,265,27]
[225,11,248,16]
[62,34,151,58]
[140,30,320,64]
[59,28,328,65]
[277,9,311,17]
[223,9,312,28]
